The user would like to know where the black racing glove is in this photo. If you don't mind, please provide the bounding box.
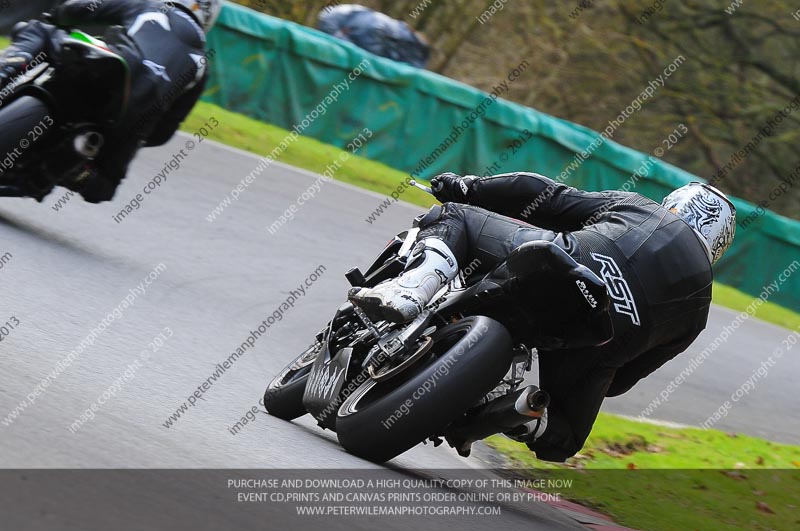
[430,172,478,204]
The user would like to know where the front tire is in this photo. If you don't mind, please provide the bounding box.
[335,316,513,463]
[0,95,51,158]
[264,343,320,421]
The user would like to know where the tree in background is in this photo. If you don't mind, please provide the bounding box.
[232,0,800,220]
[234,1,335,26]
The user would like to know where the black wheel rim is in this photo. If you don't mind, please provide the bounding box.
[338,325,470,416]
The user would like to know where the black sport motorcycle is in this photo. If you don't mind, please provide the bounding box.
[0,25,129,200]
[265,191,615,463]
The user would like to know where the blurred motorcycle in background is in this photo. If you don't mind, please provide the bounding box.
[0,23,128,201]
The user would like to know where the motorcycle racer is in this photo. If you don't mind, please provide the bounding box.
[350,172,736,461]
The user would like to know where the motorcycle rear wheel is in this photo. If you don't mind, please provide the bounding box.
[335,315,513,463]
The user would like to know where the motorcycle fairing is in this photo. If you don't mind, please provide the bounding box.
[302,310,354,430]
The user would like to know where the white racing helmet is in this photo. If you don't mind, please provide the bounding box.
[169,0,222,32]
[662,182,736,264]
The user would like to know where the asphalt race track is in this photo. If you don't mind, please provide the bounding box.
[1,134,796,529]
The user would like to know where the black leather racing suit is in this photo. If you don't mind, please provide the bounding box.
[417,172,713,461]
[4,0,207,202]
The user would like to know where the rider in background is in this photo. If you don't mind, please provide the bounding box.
[0,0,221,202]
[350,172,736,461]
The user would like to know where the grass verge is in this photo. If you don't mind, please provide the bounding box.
[486,413,800,531]
[712,283,800,331]
[181,100,800,330]
[182,101,433,209]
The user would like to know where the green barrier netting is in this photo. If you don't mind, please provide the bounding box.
[203,2,800,312]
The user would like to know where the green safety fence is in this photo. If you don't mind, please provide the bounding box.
[203,2,800,312]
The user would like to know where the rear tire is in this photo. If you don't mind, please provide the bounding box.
[264,344,319,421]
[335,316,513,463]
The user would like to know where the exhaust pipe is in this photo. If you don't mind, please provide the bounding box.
[445,385,549,450]
[518,385,550,415]
[74,131,104,159]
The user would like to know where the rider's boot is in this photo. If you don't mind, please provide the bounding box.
[349,237,458,323]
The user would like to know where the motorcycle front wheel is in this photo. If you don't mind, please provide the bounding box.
[0,95,51,158]
[263,343,320,421]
